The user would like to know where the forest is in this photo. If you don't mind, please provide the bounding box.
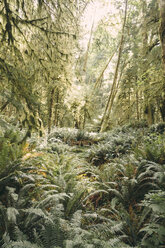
[0,0,165,247]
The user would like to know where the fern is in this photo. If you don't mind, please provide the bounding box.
[2,239,41,248]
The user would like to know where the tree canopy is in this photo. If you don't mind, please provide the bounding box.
[1,0,165,133]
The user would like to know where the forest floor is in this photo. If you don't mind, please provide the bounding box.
[0,123,165,247]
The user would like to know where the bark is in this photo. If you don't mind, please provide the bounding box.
[158,0,165,121]
[82,110,86,129]
[136,90,140,121]
[141,0,154,125]
[159,0,165,71]
[160,101,165,121]
[54,89,59,126]
[147,105,155,125]
[100,0,128,132]
[48,88,55,133]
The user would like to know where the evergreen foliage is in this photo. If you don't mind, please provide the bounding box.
[0,0,165,247]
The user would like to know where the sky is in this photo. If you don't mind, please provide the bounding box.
[82,0,114,28]
[80,0,120,48]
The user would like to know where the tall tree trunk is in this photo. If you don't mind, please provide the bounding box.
[83,18,95,72]
[48,88,55,133]
[158,0,165,121]
[54,89,59,126]
[141,0,154,125]
[159,0,165,71]
[136,90,140,121]
[94,47,118,89]
[82,110,86,129]
[148,105,155,125]
[100,0,128,132]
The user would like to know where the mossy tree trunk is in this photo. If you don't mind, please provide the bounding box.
[54,88,60,127]
[141,0,155,125]
[159,0,165,121]
[48,88,55,134]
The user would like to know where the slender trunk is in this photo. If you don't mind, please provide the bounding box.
[82,111,86,129]
[160,102,165,121]
[48,88,55,133]
[141,0,154,125]
[94,47,118,89]
[83,18,95,72]
[147,105,154,125]
[159,0,165,71]
[100,0,128,132]
[140,102,142,121]
[136,90,140,121]
[82,105,87,129]
[128,85,131,121]
[158,0,165,121]
[113,63,126,99]
[54,89,59,126]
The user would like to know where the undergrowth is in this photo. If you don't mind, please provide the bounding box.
[0,121,165,247]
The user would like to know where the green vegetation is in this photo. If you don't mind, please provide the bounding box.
[0,121,165,247]
[1,0,165,247]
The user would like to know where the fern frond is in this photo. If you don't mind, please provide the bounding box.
[65,189,86,217]
[82,189,108,204]
[36,193,69,208]
[2,240,41,248]
[23,208,50,227]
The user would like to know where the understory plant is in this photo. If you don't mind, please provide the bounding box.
[0,123,165,247]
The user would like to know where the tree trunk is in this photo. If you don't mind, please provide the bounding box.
[141,0,154,125]
[147,105,155,125]
[94,47,118,89]
[54,89,59,127]
[158,0,165,121]
[82,110,86,129]
[48,88,55,133]
[159,0,165,71]
[136,90,140,121]
[83,19,95,72]
[100,0,128,132]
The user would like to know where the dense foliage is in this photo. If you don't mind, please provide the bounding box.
[1,0,165,247]
[1,0,165,132]
[0,119,165,247]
